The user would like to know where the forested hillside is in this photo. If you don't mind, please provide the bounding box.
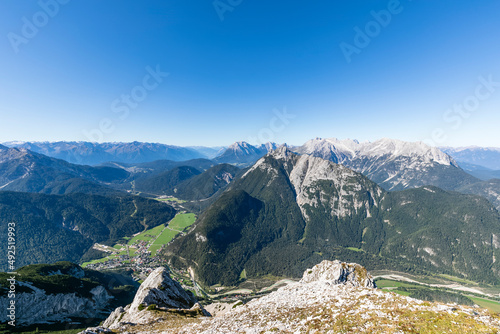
[0,192,176,270]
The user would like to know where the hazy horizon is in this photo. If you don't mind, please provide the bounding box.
[3,137,500,150]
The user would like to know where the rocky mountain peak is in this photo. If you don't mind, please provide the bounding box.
[300,260,376,288]
[300,137,456,166]
[268,144,293,160]
[0,145,29,164]
[229,141,252,149]
[366,138,457,165]
[294,137,467,191]
[242,146,383,221]
[258,142,279,152]
[216,141,283,165]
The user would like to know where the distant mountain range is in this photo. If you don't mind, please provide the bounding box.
[441,146,500,170]
[213,141,278,165]
[0,145,127,195]
[2,139,500,208]
[440,147,500,182]
[294,138,476,191]
[1,140,279,167]
[4,140,500,174]
[2,141,226,165]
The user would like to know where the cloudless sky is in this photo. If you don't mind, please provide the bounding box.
[0,0,499,147]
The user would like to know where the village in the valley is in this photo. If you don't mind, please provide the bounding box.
[81,199,249,303]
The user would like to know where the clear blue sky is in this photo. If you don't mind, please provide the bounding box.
[0,0,499,147]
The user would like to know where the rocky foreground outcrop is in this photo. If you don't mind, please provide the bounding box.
[92,267,208,332]
[83,261,500,333]
[300,259,376,287]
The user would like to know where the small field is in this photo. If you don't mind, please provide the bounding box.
[82,256,112,267]
[375,278,500,313]
[346,246,363,252]
[156,196,187,203]
[149,229,177,256]
[168,213,196,231]
[437,274,479,285]
[375,279,419,289]
[470,296,500,313]
[127,224,165,246]
[151,228,177,246]
[148,213,196,255]
[375,279,418,297]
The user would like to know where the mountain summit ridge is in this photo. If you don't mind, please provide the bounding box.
[214,141,278,165]
[298,137,457,166]
[294,137,474,191]
[244,146,383,221]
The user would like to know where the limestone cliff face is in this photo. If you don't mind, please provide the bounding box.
[0,282,112,326]
[300,260,376,288]
[102,267,206,330]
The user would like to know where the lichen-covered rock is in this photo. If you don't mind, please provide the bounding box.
[300,259,376,288]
